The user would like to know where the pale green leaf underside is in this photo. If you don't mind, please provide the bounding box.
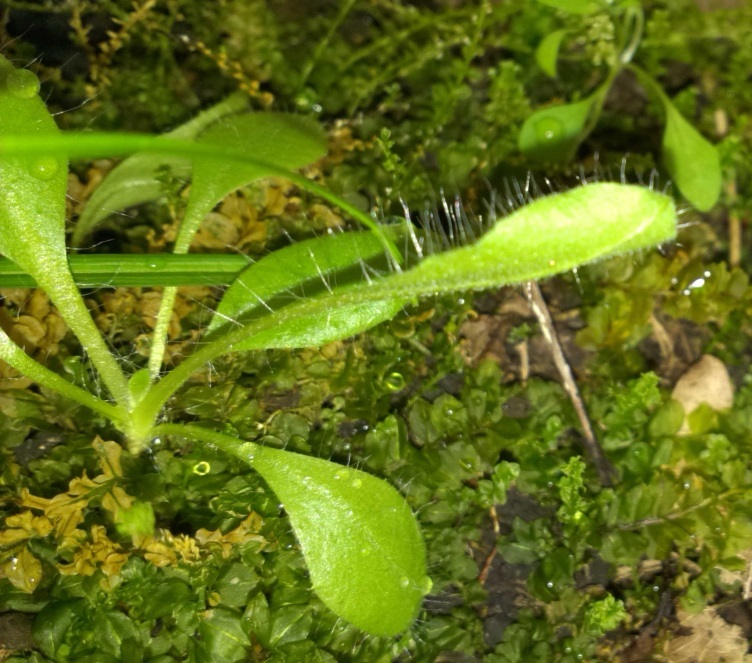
[72,92,250,246]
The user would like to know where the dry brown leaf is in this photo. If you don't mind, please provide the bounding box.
[665,608,750,663]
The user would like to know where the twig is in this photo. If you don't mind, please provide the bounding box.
[524,281,616,486]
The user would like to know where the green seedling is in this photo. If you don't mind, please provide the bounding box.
[0,54,677,636]
[522,0,722,211]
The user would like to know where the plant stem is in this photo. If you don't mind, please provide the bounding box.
[0,254,249,287]
[0,328,126,424]
[151,422,259,459]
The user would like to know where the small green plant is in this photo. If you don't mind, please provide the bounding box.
[0,52,676,637]
[522,0,722,212]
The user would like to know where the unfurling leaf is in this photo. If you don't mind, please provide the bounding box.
[73,92,250,246]
[176,113,327,254]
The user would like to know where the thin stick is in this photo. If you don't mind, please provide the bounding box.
[524,281,616,486]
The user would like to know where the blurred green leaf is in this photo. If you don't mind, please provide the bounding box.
[32,599,83,658]
[199,607,251,663]
[536,0,602,14]
[518,93,599,161]
[270,605,312,647]
[535,29,568,77]
[661,97,722,211]
[72,92,249,246]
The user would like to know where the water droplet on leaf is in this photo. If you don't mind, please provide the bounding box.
[399,576,410,588]
[384,372,406,391]
[193,461,210,475]
[535,117,563,142]
[351,477,363,489]
[28,156,60,181]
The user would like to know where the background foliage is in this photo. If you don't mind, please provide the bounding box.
[1,0,752,661]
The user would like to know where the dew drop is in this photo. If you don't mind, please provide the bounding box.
[351,477,363,489]
[457,297,465,305]
[193,461,210,475]
[546,581,554,589]
[147,258,165,270]
[683,482,690,489]
[28,156,60,181]
[384,372,406,391]
[399,576,410,588]
[278,503,285,511]
[360,546,371,556]
[421,576,433,594]
[535,117,563,142]
[652,585,660,592]
[6,68,40,99]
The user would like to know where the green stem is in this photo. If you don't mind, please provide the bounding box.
[0,253,249,288]
[0,328,126,424]
[147,285,177,380]
[151,422,259,460]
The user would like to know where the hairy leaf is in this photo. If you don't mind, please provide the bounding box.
[208,231,399,336]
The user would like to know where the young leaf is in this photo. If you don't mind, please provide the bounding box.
[661,98,721,212]
[147,112,327,378]
[518,93,599,161]
[161,424,429,636]
[72,92,250,246]
[177,113,327,254]
[207,231,399,336]
[536,0,602,14]
[535,29,568,78]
